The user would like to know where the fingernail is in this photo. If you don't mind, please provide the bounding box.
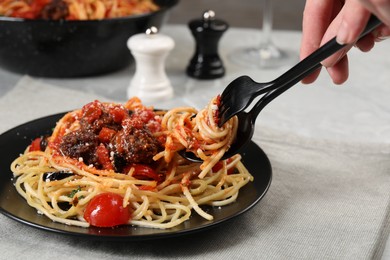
[376,35,390,42]
[336,21,350,44]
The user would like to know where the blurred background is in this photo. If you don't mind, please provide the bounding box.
[169,0,305,30]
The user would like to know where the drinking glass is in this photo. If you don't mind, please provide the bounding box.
[229,0,297,69]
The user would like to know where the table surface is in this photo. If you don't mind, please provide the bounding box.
[0,24,389,260]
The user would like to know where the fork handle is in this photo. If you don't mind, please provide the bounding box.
[250,15,382,118]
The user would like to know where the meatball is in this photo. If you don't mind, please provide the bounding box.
[59,129,98,165]
[112,127,162,165]
[39,0,69,20]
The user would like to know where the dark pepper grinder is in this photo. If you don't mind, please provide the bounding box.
[186,10,229,79]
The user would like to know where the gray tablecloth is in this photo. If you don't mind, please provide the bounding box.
[0,75,389,260]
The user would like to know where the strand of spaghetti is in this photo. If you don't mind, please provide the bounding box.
[14,174,36,201]
[169,203,185,222]
[131,195,149,220]
[210,192,239,207]
[158,183,181,195]
[198,116,237,151]
[107,0,118,17]
[123,186,133,208]
[130,203,191,229]
[88,0,106,19]
[156,158,177,190]
[195,111,228,140]
[181,173,213,220]
[169,113,193,147]
[188,165,225,195]
[147,201,168,224]
[198,148,226,178]
[186,179,208,196]
[215,161,228,189]
[0,0,29,16]
[134,189,188,204]
[182,187,213,221]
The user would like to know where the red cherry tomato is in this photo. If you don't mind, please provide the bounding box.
[83,193,131,227]
[130,164,162,182]
[29,137,42,152]
[108,105,128,124]
[81,100,102,123]
[98,127,116,143]
[96,144,113,170]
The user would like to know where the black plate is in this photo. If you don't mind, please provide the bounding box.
[0,113,272,240]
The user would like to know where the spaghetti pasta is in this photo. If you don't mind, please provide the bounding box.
[0,0,159,20]
[10,97,253,229]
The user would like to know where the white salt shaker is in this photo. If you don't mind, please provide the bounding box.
[127,27,174,104]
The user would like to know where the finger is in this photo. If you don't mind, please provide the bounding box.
[300,0,338,61]
[300,0,341,83]
[336,0,372,44]
[350,24,390,52]
[314,5,352,67]
[326,55,349,84]
[301,68,322,84]
[319,11,354,68]
[355,32,376,51]
[373,24,390,41]
[358,0,390,26]
[321,43,352,68]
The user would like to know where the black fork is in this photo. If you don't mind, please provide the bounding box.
[219,15,382,126]
[180,15,382,162]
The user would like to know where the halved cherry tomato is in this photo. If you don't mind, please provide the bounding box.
[82,100,102,123]
[84,193,131,227]
[29,137,42,152]
[130,164,162,182]
[98,127,116,143]
[108,105,128,124]
[96,144,113,170]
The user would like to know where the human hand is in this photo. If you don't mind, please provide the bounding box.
[300,0,390,85]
